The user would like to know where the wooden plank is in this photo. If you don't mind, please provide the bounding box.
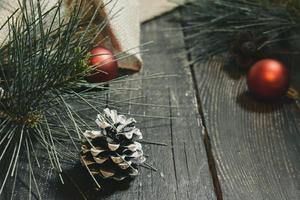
[191,54,300,199]
[94,11,216,200]
[6,11,216,200]
[130,11,215,200]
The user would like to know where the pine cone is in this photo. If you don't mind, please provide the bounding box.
[81,108,146,181]
[230,31,268,69]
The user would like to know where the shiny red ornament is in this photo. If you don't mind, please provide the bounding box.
[85,47,118,83]
[247,59,290,100]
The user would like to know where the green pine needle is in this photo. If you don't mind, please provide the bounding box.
[0,0,172,198]
[0,0,109,197]
[182,0,300,63]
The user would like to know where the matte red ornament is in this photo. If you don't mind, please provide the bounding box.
[247,59,290,100]
[85,47,118,83]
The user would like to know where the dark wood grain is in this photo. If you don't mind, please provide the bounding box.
[190,54,300,199]
[132,11,215,200]
[5,11,216,200]
[92,11,216,200]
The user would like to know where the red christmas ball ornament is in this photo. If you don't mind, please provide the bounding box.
[247,59,290,100]
[85,47,118,83]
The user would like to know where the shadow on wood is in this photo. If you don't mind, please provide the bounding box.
[235,91,290,113]
[54,163,133,200]
[222,59,248,80]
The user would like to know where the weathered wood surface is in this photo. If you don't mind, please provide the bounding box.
[5,6,300,200]
[132,11,216,200]
[190,54,300,199]
[4,11,216,200]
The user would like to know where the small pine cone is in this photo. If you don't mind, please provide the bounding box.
[230,31,257,69]
[230,31,268,69]
[81,108,146,181]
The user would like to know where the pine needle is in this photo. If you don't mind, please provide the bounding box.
[182,0,300,62]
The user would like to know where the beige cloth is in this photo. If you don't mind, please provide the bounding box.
[102,0,141,71]
[0,0,180,71]
[91,0,179,71]
[140,0,178,22]
[79,0,180,71]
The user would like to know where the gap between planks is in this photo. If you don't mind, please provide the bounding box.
[190,63,223,200]
[178,10,224,200]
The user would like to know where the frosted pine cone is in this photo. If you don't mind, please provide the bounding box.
[81,108,146,181]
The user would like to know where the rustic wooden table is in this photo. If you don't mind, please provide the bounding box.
[7,9,300,200]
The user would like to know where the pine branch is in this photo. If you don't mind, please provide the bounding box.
[0,0,109,197]
[182,0,300,63]
[0,0,169,197]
